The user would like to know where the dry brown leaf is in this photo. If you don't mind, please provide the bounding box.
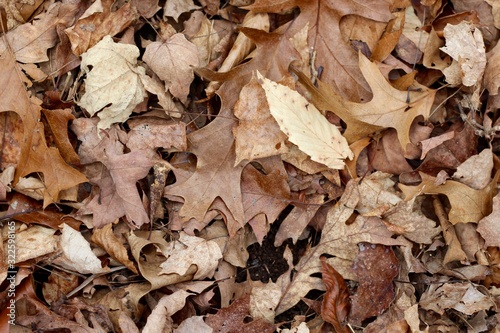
[320,257,350,333]
[246,0,392,102]
[159,231,222,280]
[349,243,399,324]
[143,33,200,104]
[91,224,138,274]
[275,181,405,315]
[163,0,200,22]
[399,171,499,224]
[484,38,500,95]
[205,294,276,333]
[65,0,139,55]
[233,75,289,165]
[165,114,246,237]
[142,290,193,333]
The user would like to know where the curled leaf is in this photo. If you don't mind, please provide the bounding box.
[320,257,350,333]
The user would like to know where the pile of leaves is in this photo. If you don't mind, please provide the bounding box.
[1,0,500,332]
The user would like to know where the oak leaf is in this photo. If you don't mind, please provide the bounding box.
[399,171,499,224]
[245,0,392,102]
[0,48,87,207]
[258,72,353,170]
[164,115,246,237]
[77,35,147,130]
[295,53,436,151]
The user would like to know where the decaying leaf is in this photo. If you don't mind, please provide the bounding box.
[320,257,350,333]
[258,72,353,170]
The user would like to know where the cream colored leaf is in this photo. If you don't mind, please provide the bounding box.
[11,225,57,263]
[440,21,486,87]
[77,35,147,130]
[142,290,193,333]
[160,232,222,279]
[258,72,353,169]
[58,223,108,274]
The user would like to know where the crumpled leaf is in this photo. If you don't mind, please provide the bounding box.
[258,72,353,169]
[440,21,486,87]
[163,0,200,22]
[159,232,222,280]
[77,35,147,130]
[142,290,193,333]
[320,257,350,333]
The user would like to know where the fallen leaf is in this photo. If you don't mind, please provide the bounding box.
[159,232,222,280]
[320,257,350,333]
[246,0,392,102]
[65,0,139,55]
[205,294,275,333]
[143,33,200,104]
[440,21,486,87]
[258,72,353,169]
[399,171,499,223]
[56,223,109,274]
[349,243,399,324]
[163,0,200,22]
[142,290,193,333]
[477,194,500,247]
[77,35,147,130]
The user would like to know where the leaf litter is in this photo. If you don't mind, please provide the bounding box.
[1,0,500,332]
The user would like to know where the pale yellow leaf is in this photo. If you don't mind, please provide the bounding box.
[257,72,353,170]
[77,35,147,130]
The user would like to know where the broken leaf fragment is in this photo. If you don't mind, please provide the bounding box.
[257,72,353,169]
[77,35,147,130]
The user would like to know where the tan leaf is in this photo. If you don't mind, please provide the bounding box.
[477,194,500,247]
[440,21,486,87]
[143,33,200,104]
[142,290,193,333]
[294,53,436,151]
[399,171,499,224]
[258,72,353,170]
[163,0,200,22]
[77,35,147,130]
[91,224,138,274]
[159,232,222,279]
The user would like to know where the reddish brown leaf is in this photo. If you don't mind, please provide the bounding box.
[205,294,275,333]
[320,257,350,333]
[349,243,399,324]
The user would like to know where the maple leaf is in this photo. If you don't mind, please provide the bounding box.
[0,49,87,207]
[295,53,436,151]
[143,33,200,104]
[77,35,147,130]
[245,0,392,102]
